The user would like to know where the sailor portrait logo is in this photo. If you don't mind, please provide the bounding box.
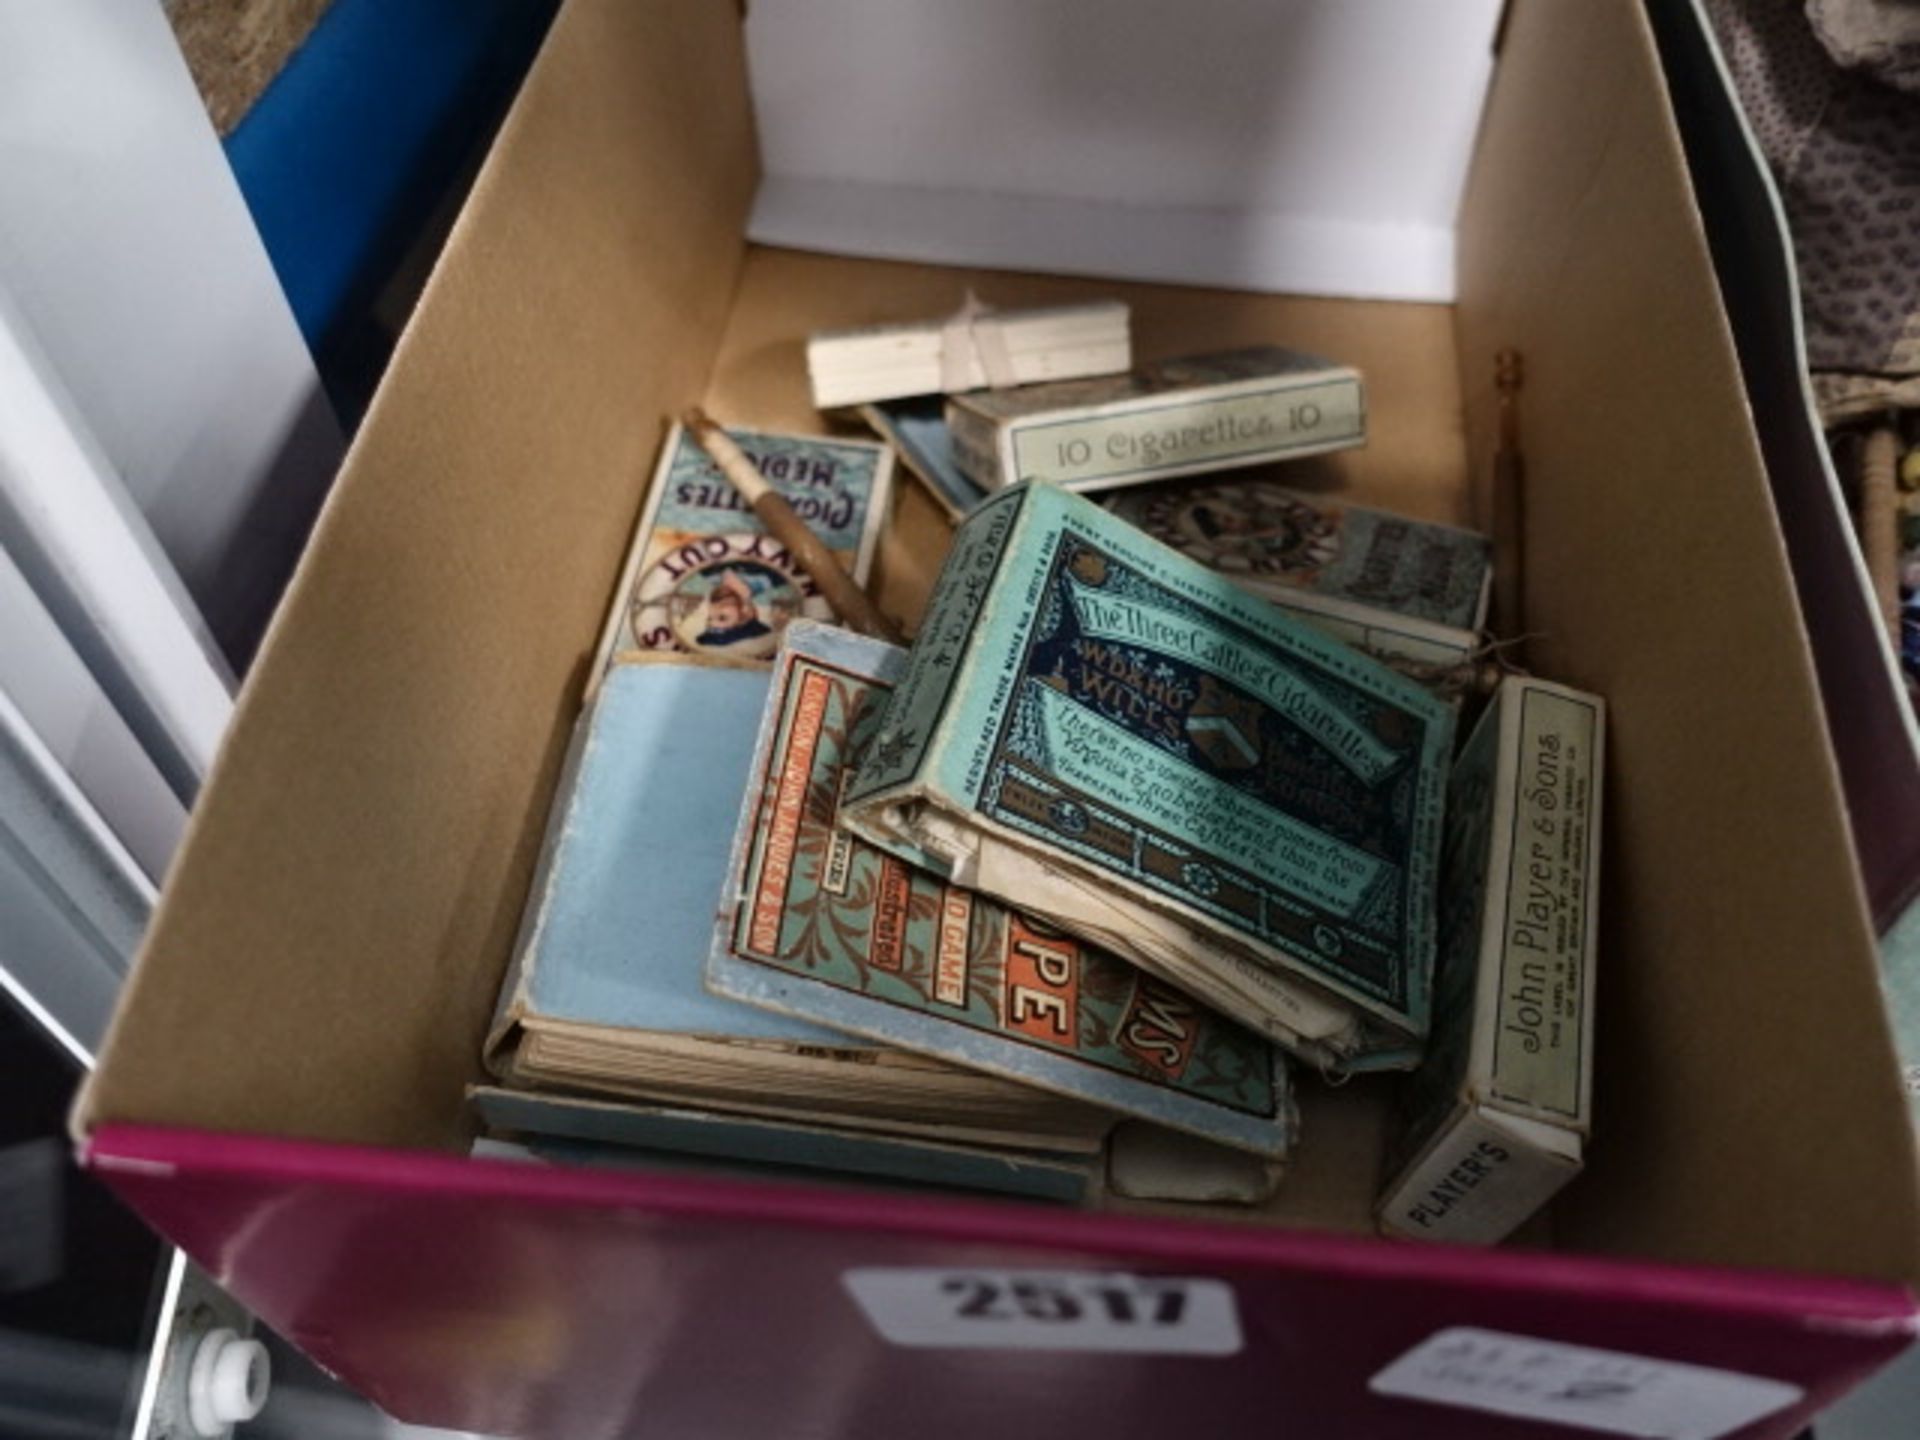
[628,533,821,659]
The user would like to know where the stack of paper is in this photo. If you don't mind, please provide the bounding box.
[807,299,1130,410]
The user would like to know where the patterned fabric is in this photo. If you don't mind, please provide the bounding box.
[1705,0,1920,423]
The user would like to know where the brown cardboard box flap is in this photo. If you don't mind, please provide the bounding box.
[79,0,756,1147]
[1460,1,1920,1278]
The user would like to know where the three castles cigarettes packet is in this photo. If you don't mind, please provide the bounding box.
[944,346,1364,495]
[1377,676,1605,1245]
[840,481,1454,1063]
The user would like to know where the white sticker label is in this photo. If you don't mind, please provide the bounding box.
[1370,1328,1804,1439]
[843,1268,1241,1355]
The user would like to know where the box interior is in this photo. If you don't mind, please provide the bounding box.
[82,0,1920,1288]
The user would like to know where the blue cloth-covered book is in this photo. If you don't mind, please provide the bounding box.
[485,659,1110,1155]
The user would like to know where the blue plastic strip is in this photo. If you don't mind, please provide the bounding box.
[225,0,558,353]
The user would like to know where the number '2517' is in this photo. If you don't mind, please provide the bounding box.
[941,1277,1187,1324]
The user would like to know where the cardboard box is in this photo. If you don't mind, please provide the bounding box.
[76,3,1920,1436]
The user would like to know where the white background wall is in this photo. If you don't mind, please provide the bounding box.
[0,0,343,670]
